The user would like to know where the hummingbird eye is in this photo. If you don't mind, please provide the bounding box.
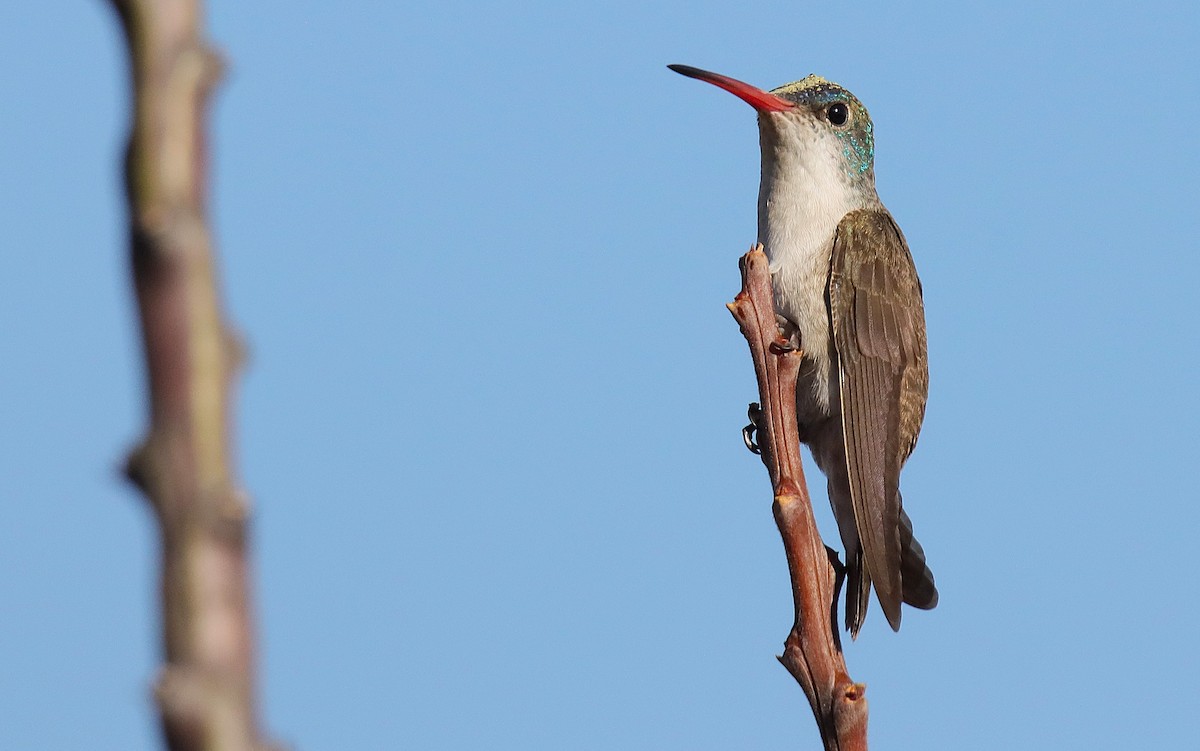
[826,102,849,126]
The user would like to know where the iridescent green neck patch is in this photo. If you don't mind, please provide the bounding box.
[771,76,875,178]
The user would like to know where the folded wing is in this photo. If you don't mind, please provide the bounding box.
[828,209,931,632]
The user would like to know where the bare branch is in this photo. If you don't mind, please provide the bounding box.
[727,246,868,751]
[107,1,277,748]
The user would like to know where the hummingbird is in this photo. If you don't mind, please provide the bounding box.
[669,64,937,637]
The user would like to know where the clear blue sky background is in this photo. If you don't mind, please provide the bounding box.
[2,2,1198,749]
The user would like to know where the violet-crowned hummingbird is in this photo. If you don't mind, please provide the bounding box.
[669,64,937,637]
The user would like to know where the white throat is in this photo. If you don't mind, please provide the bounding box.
[756,113,878,410]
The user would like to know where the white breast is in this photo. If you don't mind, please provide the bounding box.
[756,114,876,411]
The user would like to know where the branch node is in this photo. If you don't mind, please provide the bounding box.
[225,327,250,374]
[833,680,869,740]
[155,665,209,741]
[197,46,227,93]
[211,488,251,544]
[124,437,153,495]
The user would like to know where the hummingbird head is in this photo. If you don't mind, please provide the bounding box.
[668,65,876,184]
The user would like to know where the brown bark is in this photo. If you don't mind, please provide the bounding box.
[107,1,277,749]
[727,246,868,751]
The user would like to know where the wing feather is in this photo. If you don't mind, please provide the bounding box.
[829,209,928,631]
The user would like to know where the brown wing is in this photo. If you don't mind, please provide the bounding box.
[829,208,928,631]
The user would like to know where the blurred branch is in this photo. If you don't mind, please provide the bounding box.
[727,246,868,751]
[107,1,277,749]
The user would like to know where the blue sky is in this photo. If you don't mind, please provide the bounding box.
[2,1,1199,749]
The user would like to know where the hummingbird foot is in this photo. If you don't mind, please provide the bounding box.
[743,402,764,454]
[775,314,802,352]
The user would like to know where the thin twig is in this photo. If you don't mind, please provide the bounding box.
[728,246,868,751]
[107,1,277,749]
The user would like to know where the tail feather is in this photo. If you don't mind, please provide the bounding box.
[822,437,936,635]
[845,550,873,639]
[898,504,938,610]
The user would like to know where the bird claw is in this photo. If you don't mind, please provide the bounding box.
[771,315,802,355]
[743,402,763,454]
